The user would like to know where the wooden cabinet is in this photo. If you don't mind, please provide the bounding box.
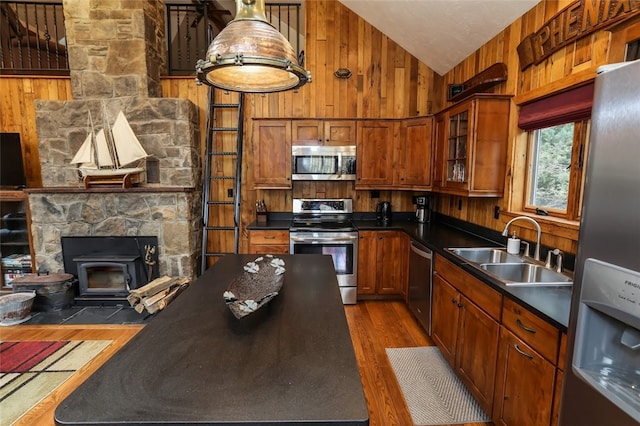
[251,120,292,189]
[248,230,290,254]
[0,190,34,288]
[493,328,557,426]
[551,333,567,426]
[357,230,408,297]
[356,118,434,190]
[432,255,502,416]
[355,121,396,188]
[493,297,561,426]
[396,116,434,190]
[292,120,356,146]
[434,94,511,197]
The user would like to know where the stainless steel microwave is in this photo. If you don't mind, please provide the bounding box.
[291,145,356,181]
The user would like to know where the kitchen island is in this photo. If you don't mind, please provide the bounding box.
[54,254,369,425]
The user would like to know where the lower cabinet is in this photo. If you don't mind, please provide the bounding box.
[492,328,556,426]
[248,230,290,254]
[428,254,565,426]
[493,297,561,426]
[357,230,408,297]
[432,255,501,417]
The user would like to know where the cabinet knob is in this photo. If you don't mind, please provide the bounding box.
[451,298,457,304]
[457,302,463,308]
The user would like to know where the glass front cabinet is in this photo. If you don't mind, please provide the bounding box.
[435,94,511,197]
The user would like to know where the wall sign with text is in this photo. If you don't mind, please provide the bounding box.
[517,0,640,71]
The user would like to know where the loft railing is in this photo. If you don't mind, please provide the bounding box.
[166,2,303,76]
[0,0,68,75]
[0,1,303,76]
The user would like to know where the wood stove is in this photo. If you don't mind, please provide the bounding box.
[61,236,159,304]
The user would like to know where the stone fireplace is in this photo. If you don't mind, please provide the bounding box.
[26,0,202,283]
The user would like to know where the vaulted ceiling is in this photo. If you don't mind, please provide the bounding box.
[337,0,540,75]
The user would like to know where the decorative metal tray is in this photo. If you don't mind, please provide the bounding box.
[223,255,285,319]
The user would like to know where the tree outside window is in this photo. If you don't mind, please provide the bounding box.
[525,121,589,221]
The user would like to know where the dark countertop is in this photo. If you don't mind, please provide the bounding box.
[55,254,369,426]
[248,215,572,330]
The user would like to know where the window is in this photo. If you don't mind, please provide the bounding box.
[518,83,594,222]
[525,121,589,220]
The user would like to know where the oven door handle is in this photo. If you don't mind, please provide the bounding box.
[337,153,342,178]
[291,236,358,243]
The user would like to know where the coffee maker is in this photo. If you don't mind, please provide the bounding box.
[415,196,431,223]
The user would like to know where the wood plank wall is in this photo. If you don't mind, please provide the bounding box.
[2,0,639,257]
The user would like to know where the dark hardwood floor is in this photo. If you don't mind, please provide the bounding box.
[4,301,493,426]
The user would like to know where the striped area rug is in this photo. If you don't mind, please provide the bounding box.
[386,346,491,425]
[0,340,112,425]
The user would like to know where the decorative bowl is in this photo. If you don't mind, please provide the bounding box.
[223,255,285,319]
[0,292,35,326]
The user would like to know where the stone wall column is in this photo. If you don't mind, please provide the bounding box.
[62,0,167,99]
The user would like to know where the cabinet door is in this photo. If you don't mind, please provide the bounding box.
[355,121,395,188]
[431,273,460,367]
[456,295,500,417]
[398,117,433,188]
[251,120,292,188]
[292,120,323,145]
[444,102,472,192]
[357,231,377,295]
[493,328,556,426]
[324,121,356,146]
[375,231,408,295]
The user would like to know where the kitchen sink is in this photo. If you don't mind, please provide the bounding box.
[480,263,572,286]
[447,247,526,264]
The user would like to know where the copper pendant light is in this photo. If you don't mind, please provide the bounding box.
[195,0,311,93]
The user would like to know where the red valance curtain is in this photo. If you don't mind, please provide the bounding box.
[518,83,594,131]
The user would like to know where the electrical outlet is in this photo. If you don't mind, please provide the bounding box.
[227,188,233,198]
[458,199,462,210]
[371,190,380,198]
[494,205,500,219]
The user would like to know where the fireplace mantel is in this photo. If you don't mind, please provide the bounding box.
[26,187,195,194]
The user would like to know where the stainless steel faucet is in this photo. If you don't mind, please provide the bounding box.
[502,216,542,260]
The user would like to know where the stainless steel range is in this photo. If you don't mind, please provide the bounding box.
[289,198,358,304]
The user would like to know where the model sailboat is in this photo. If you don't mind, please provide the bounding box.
[71,110,149,188]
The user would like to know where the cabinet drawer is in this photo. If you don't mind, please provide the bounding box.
[434,255,502,321]
[249,230,290,245]
[502,297,560,364]
[248,244,289,254]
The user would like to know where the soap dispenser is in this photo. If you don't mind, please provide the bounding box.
[507,232,520,254]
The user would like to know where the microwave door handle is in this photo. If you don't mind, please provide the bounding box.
[337,153,342,178]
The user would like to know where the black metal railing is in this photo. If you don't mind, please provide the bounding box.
[0,0,68,75]
[0,1,303,76]
[166,2,303,76]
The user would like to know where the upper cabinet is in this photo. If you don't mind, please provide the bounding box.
[356,117,433,190]
[434,95,511,197]
[355,120,396,188]
[251,120,292,189]
[292,120,356,146]
[396,116,434,190]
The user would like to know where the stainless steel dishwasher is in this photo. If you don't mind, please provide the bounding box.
[407,240,433,335]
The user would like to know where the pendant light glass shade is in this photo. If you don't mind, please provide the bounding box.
[195,0,311,93]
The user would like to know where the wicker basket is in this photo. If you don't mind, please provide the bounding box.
[0,292,35,326]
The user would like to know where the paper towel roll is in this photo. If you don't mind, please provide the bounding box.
[507,237,520,254]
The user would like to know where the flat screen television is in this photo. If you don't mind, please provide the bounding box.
[0,133,27,189]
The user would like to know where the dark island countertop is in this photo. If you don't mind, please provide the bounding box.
[248,215,572,330]
[55,254,369,426]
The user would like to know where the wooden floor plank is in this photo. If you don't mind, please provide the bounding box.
[3,302,493,425]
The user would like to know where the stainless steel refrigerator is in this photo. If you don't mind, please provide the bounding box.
[559,59,640,425]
